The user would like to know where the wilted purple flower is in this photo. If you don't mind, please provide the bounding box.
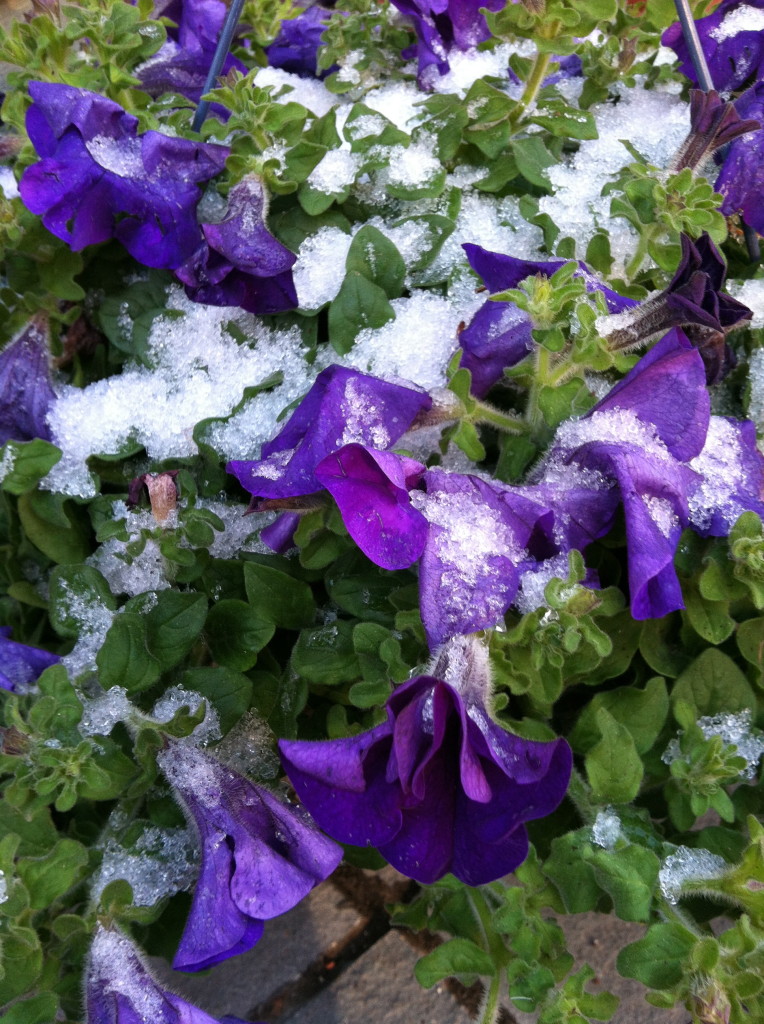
[601,233,752,383]
[139,0,247,104]
[662,0,764,92]
[688,416,764,535]
[315,444,427,569]
[227,366,432,502]
[390,0,506,88]
[157,740,342,972]
[266,6,337,78]
[175,176,298,315]
[86,924,263,1024]
[0,315,56,445]
[280,636,572,885]
[19,82,228,269]
[460,243,637,397]
[672,88,761,173]
[715,82,764,235]
[0,627,60,692]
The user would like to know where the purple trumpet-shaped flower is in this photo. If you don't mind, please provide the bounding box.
[0,627,60,692]
[19,82,228,269]
[175,176,298,315]
[86,924,263,1024]
[389,0,506,88]
[715,82,764,236]
[227,366,432,502]
[460,243,637,397]
[157,740,342,972]
[138,0,247,104]
[662,0,764,92]
[281,636,572,886]
[0,315,56,446]
[315,445,428,570]
[601,233,752,383]
[688,416,764,536]
[671,88,761,173]
[266,6,338,78]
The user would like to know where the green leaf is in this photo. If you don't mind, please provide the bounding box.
[585,707,643,803]
[545,830,602,913]
[243,561,316,629]
[531,101,598,140]
[205,599,274,671]
[0,925,42,1004]
[48,565,116,638]
[0,802,57,856]
[538,378,592,429]
[0,994,59,1024]
[571,677,668,755]
[291,619,360,685]
[346,225,406,299]
[671,648,756,716]
[511,136,556,188]
[97,612,161,693]
[617,922,696,989]
[414,937,496,988]
[181,666,254,735]
[589,845,660,922]
[683,586,735,645]
[17,490,92,564]
[737,617,764,682]
[17,838,88,910]
[144,591,208,672]
[0,439,61,495]
[328,271,395,355]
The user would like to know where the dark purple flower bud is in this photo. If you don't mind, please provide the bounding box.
[86,923,263,1024]
[266,6,338,78]
[412,469,552,647]
[662,0,764,92]
[672,88,761,172]
[280,635,572,885]
[460,243,637,397]
[0,627,60,692]
[0,314,56,445]
[157,740,342,972]
[389,0,506,88]
[715,82,764,235]
[19,82,228,269]
[175,176,298,315]
[227,366,432,501]
[688,416,764,536]
[601,234,752,383]
[139,0,247,105]
[315,444,427,569]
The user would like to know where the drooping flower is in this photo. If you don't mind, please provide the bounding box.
[175,176,298,315]
[157,740,342,972]
[389,0,506,88]
[85,923,263,1024]
[19,82,228,269]
[715,82,764,236]
[671,88,761,173]
[280,636,572,886]
[227,366,432,502]
[0,627,60,692]
[0,315,56,446]
[459,243,637,397]
[266,5,338,78]
[601,233,752,383]
[662,0,764,92]
[138,0,247,104]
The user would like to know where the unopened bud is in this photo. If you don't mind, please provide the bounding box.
[691,982,731,1024]
[127,471,180,523]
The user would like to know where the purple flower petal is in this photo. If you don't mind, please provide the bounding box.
[0,316,56,446]
[266,6,338,78]
[662,0,764,92]
[688,416,764,536]
[715,82,764,234]
[227,367,432,501]
[0,626,60,692]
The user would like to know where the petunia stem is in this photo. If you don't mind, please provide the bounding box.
[472,402,531,433]
[192,0,247,132]
[510,22,561,124]
[624,223,659,281]
[478,974,503,1024]
[566,767,598,824]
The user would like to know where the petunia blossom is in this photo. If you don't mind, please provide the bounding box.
[157,740,342,972]
[19,82,228,269]
[715,82,764,236]
[175,176,298,315]
[687,416,764,536]
[280,635,572,886]
[0,626,60,692]
[266,5,338,78]
[85,923,263,1024]
[459,243,637,397]
[662,0,764,92]
[0,315,56,446]
[227,366,432,502]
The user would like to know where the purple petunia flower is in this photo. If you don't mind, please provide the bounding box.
[138,0,247,104]
[662,0,764,92]
[19,82,228,269]
[175,176,298,315]
[672,88,761,173]
[0,315,56,446]
[157,740,342,972]
[389,0,506,88]
[715,82,764,236]
[227,366,432,502]
[280,635,572,885]
[0,626,60,692]
[86,924,263,1024]
[266,5,338,78]
[459,243,637,397]
[687,416,764,536]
